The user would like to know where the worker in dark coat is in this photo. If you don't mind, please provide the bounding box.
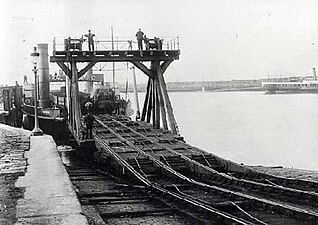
[135,28,144,50]
[16,104,23,128]
[85,30,95,51]
[84,112,95,139]
[10,105,17,127]
[143,35,150,50]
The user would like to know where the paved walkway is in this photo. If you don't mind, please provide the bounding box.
[0,125,30,225]
[0,124,88,225]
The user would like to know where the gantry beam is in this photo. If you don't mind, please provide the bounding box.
[50,50,180,63]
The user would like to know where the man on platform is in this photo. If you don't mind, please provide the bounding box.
[135,28,144,50]
[85,30,95,51]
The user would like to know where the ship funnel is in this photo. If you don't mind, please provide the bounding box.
[37,43,50,108]
[313,67,317,81]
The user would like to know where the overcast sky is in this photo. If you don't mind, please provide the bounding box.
[1,0,318,85]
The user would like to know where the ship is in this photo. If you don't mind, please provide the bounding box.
[262,76,318,94]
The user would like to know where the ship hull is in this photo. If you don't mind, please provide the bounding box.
[265,88,318,94]
[22,105,68,140]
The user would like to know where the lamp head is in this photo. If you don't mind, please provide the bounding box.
[30,46,40,64]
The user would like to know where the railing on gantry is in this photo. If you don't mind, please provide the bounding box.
[53,35,180,52]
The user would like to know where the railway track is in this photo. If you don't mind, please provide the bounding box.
[66,164,198,224]
[68,114,318,224]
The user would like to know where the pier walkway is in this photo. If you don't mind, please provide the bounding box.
[0,124,87,225]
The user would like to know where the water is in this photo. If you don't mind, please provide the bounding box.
[130,91,318,170]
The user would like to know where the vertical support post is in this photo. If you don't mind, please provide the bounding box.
[131,66,140,120]
[65,75,71,121]
[157,78,168,130]
[141,78,151,121]
[154,78,160,129]
[146,79,153,123]
[156,61,178,134]
[71,60,82,141]
[152,78,156,127]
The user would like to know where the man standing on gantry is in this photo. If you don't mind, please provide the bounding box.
[85,30,95,51]
[135,28,144,50]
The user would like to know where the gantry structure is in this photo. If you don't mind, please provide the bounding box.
[50,36,180,144]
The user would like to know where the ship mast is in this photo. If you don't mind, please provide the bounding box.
[111,26,116,98]
[313,67,317,80]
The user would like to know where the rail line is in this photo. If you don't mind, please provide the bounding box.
[95,114,318,209]
[72,114,318,224]
[66,162,253,224]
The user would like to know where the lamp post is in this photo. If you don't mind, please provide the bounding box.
[30,46,43,136]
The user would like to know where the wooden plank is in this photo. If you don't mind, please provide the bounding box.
[99,208,172,218]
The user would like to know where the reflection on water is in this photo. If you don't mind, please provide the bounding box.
[130,91,318,170]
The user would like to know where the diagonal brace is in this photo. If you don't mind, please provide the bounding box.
[160,60,173,75]
[57,62,71,78]
[78,61,97,79]
[131,61,154,79]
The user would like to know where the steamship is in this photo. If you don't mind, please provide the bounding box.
[262,76,318,94]
[22,44,68,139]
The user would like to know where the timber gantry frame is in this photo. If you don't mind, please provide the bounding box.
[50,36,180,144]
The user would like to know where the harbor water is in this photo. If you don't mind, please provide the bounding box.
[131,91,318,171]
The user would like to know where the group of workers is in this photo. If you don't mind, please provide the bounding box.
[65,29,162,52]
[135,28,163,50]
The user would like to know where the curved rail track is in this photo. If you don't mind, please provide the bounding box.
[67,114,318,224]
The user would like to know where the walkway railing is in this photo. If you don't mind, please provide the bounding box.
[53,35,180,52]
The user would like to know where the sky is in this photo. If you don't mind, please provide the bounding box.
[1,0,318,85]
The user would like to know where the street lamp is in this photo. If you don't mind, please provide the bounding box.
[30,46,43,136]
